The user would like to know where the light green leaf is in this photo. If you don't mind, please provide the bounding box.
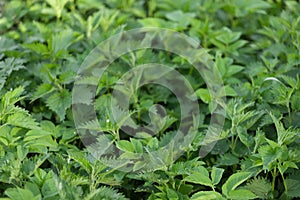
[5,188,41,200]
[116,140,135,153]
[222,172,252,197]
[184,172,213,187]
[195,88,211,103]
[226,65,244,77]
[191,191,225,200]
[22,43,49,55]
[211,167,224,185]
[228,189,257,199]
[7,113,39,129]
[224,85,237,97]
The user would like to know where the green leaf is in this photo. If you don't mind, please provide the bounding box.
[222,172,252,197]
[130,138,143,153]
[46,0,69,19]
[5,188,41,200]
[31,83,55,102]
[22,42,49,55]
[116,140,135,153]
[166,187,179,200]
[25,135,58,150]
[7,113,39,129]
[286,178,300,198]
[211,167,224,185]
[84,186,128,200]
[278,161,298,175]
[215,27,242,44]
[291,91,300,111]
[0,36,17,53]
[138,18,177,29]
[184,171,213,187]
[233,0,271,17]
[68,149,92,173]
[245,177,272,199]
[24,182,40,197]
[258,144,283,170]
[217,153,240,166]
[46,89,72,121]
[49,29,79,56]
[269,112,297,146]
[59,70,76,84]
[191,191,225,200]
[224,85,237,97]
[165,10,195,22]
[133,161,146,172]
[226,65,244,77]
[228,189,257,200]
[237,126,254,148]
[0,58,25,75]
[24,129,52,141]
[41,178,59,198]
[165,10,195,28]
[195,88,211,103]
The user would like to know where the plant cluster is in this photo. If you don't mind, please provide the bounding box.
[0,0,300,199]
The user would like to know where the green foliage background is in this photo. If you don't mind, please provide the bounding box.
[0,0,300,199]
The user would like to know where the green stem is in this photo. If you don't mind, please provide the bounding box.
[280,172,288,193]
[271,167,277,193]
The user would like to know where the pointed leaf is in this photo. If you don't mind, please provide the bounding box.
[222,172,252,197]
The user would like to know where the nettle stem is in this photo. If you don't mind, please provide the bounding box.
[271,167,277,193]
[280,172,288,193]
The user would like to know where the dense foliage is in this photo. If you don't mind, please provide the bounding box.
[0,0,300,199]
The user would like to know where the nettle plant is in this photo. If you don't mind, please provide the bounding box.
[0,0,300,199]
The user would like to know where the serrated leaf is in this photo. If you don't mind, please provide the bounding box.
[25,135,58,150]
[228,189,257,200]
[286,178,300,198]
[31,83,55,102]
[59,70,76,84]
[68,149,92,173]
[0,36,17,53]
[7,113,39,129]
[49,29,80,57]
[0,58,26,89]
[258,144,281,170]
[41,178,59,198]
[24,129,52,141]
[245,177,272,199]
[22,42,49,55]
[84,186,128,200]
[46,89,72,121]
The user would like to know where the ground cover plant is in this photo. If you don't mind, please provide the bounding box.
[0,0,300,199]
